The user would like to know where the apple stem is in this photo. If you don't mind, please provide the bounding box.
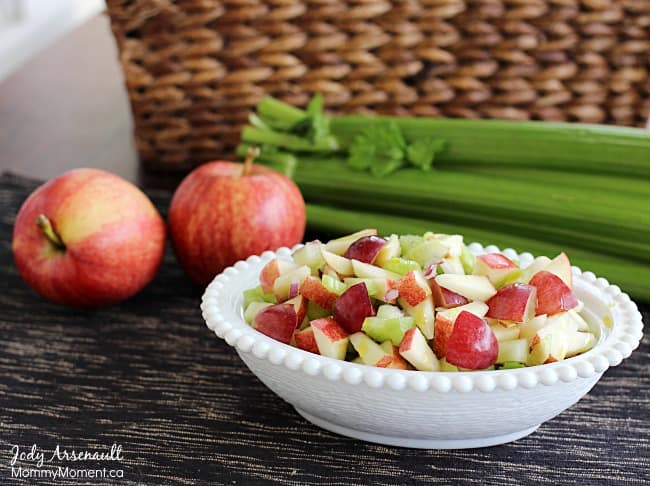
[36,214,65,250]
[241,146,260,177]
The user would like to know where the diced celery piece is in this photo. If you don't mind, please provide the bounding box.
[362,316,415,346]
[322,274,347,295]
[399,234,423,255]
[381,257,421,275]
[243,286,276,307]
[460,244,476,274]
[376,304,404,319]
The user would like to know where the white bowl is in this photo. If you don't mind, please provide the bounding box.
[201,243,644,449]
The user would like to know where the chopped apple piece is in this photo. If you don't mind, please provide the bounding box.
[519,256,552,284]
[311,317,349,360]
[343,277,397,303]
[399,327,439,371]
[320,249,355,277]
[445,311,498,370]
[489,322,521,342]
[496,339,529,363]
[474,253,521,287]
[566,331,597,357]
[344,235,386,264]
[244,301,273,324]
[437,301,489,320]
[375,234,400,267]
[544,252,573,289]
[567,309,590,332]
[349,332,393,366]
[398,270,431,306]
[293,241,325,273]
[260,258,298,294]
[529,271,578,316]
[325,229,378,255]
[362,315,415,346]
[437,234,464,257]
[379,341,409,369]
[439,257,465,275]
[300,276,338,309]
[519,314,548,342]
[333,282,375,333]
[254,304,298,344]
[430,278,469,308]
[294,326,319,354]
[486,283,536,323]
[284,295,308,324]
[433,312,454,358]
[435,274,497,302]
[272,265,311,302]
[351,259,401,280]
[398,296,435,339]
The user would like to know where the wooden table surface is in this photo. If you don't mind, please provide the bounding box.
[1,14,649,486]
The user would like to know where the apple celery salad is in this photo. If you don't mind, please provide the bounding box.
[242,230,597,372]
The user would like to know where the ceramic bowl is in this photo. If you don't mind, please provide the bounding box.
[201,243,644,449]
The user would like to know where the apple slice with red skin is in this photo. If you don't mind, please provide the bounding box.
[284,295,308,324]
[333,283,375,333]
[254,304,298,344]
[299,276,338,310]
[311,317,349,360]
[399,327,439,371]
[379,341,409,370]
[473,253,520,287]
[293,326,319,354]
[544,252,573,289]
[398,270,431,306]
[433,312,454,359]
[529,270,578,316]
[343,235,387,264]
[259,258,297,294]
[445,311,498,370]
[429,279,469,308]
[486,283,537,323]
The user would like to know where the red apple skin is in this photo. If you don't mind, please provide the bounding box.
[300,276,338,310]
[430,279,469,308]
[433,314,454,358]
[169,161,305,285]
[253,304,298,344]
[477,253,517,270]
[294,327,319,354]
[343,236,386,264]
[486,284,536,323]
[445,311,498,370]
[529,271,579,316]
[398,270,429,306]
[311,317,349,341]
[333,283,375,333]
[12,169,165,308]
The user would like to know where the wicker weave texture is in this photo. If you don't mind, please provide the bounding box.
[106,0,650,171]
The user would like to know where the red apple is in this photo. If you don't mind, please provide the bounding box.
[343,235,386,264]
[12,168,165,308]
[311,317,349,360]
[260,258,297,294]
[486,284,537,323]
[253,303,298,344]
[529,271,578,316]
[299,276,338,310]
[445,311,498,370]
[430,279,469,308]
[169,151,305,285]
[333,282,375,333]
[474,253,520,287]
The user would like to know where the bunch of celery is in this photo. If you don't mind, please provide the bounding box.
[237,96,650,301]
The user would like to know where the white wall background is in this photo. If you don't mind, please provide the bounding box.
[0,0,105,81]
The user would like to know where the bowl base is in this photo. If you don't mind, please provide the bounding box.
[294,408,540,449]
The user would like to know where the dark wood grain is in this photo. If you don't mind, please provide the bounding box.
[1,172,648,486]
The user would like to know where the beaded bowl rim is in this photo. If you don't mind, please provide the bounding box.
[201,243,644,393]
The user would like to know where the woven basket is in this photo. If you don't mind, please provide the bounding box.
[106,0,650,172]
